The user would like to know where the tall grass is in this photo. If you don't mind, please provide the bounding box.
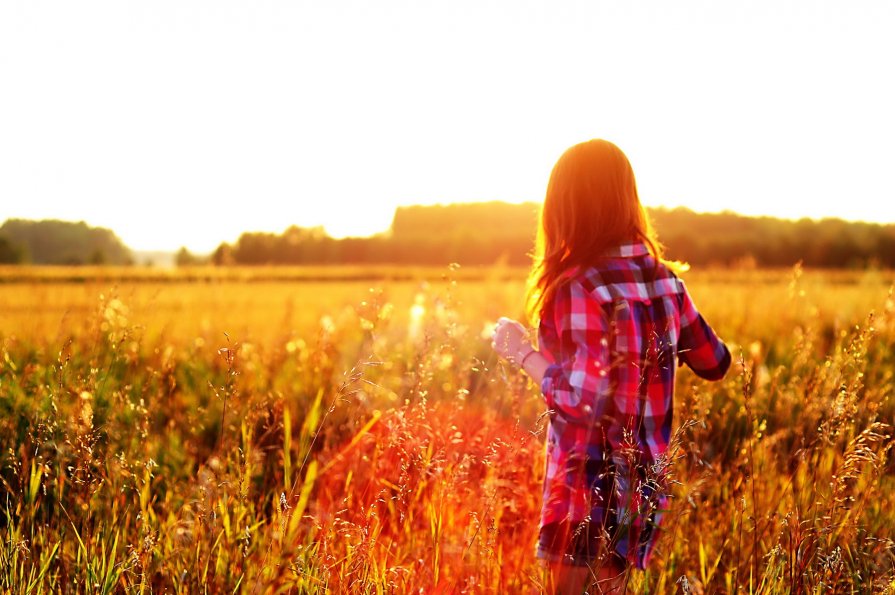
[0,267,893,593]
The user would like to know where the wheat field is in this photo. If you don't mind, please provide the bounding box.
[1,265,893,593]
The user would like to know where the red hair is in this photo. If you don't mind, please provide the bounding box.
[526,139,663,321]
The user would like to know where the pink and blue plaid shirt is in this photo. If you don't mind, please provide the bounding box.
[537,242,730,568]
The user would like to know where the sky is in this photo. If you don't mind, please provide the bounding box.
[1,1,894,253]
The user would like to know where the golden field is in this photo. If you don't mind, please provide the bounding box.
[1,265,894,593]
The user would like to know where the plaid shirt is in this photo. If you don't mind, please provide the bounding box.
[537,242,730,567]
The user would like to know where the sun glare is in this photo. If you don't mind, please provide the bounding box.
[322,214,393,239]
[2,2,894,252]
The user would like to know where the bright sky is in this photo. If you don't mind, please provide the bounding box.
[2,1,894,253]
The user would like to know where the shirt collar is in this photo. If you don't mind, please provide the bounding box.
[603,242,651,258]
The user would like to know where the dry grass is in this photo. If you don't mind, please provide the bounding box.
[0,264,530,284]
[0,266,893,593]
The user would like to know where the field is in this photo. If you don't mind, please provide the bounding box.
[1,265,894,593]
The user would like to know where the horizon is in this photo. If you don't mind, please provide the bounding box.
[4,201,893,257]
[2,1,894,252]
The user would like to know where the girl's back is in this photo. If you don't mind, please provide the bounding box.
[539,241,730,462]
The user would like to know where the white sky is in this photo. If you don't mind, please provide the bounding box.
[1,1,894,252]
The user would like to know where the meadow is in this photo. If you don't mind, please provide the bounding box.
[1,265,893,593]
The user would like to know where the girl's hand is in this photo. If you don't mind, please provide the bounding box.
[490,317,534,365]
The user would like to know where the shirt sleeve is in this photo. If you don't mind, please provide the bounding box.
[539,279,611,423]
[676,281,731,380]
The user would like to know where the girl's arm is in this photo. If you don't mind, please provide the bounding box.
[492,280,612,424]
[677,282,731,380]
[491,317,547,384]
[519,350,550,385]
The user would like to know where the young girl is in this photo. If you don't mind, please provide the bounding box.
[491,140,730,594]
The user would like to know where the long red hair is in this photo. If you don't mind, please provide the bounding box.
[526,139,663,322]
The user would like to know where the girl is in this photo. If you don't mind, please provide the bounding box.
[491,140,730,594]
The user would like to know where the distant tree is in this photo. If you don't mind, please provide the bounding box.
[0,236,23,264]
[175,247,204,266]
[89,249,106,265]
[211,243,234,266]
[0,219,133,265]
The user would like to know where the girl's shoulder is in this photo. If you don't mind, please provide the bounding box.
[573,257,685,306]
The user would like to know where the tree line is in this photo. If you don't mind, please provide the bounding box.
[206,203,895,269]
[3,204,894,268]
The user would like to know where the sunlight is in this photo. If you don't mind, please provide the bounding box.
[1,1,894,253]
[408,293,427,341]
[322,209,394,239]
